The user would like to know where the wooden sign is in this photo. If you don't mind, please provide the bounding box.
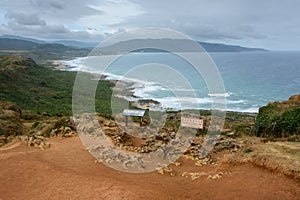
[181,113,203,129]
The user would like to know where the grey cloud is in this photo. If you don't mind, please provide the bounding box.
[0,0,300,49]
[30,0,65,10]
[0,0,108,42]
[1,0,103,23]
[1,19,104,42]
[107,0,300,49]
[47,0,65,10]
[5,12,46,26]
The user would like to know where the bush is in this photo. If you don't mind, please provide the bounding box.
[254,97,300,138]
[243,147,254,153]
[232,123,253,136]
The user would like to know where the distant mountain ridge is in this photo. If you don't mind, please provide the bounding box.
[96,39,267,53]
[0,38,73,52]
[51,40,98,49]
[0,35,267,52]
[0,36,90,63]
[0,35,95,50]
[0,35,46,44]
[197,41,267,52]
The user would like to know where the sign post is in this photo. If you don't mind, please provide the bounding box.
[181,112,203,129]
[122,109,146,126]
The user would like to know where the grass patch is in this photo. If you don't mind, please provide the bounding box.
[0,55,125,116]
[225,141,300,179]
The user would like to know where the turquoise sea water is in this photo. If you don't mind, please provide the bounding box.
[61,51,300,113]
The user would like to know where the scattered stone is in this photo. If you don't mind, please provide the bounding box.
[156,166,174,176]
[38,141,51,150]
[182,154,197,161]
[190,172,206,181]
[195,157,212,166]
[181,171,206,180]
[19,135,50,150]
[226,132,235,137]
[157,168,165,175]
[173,161,182,167]
[207,172,224,180]
[108,121,117,127]
[181,172,189,178]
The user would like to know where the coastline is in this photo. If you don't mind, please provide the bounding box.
[52,59,258,114]
[51,60,77,70]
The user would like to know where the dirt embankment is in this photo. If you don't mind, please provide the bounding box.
[1,136,300,200]
[1,107,300,200]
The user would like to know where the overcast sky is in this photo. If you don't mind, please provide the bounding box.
[0,0,300,50]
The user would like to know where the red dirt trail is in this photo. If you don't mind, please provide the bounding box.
[0,136,299,200]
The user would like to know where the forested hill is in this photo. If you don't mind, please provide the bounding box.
[0,55,114,116]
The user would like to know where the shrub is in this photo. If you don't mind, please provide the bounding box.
[243,147,254,154]
[254,96,300,138]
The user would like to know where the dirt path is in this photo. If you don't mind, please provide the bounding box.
[0,136,299,200]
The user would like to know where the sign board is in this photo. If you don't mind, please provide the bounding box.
[122,109,145,117]
[181,113,203,129]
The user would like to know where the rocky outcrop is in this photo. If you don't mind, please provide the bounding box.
[75,114,254,174]
[19,135,51,150]
[20,117,77,149]
[30,117,77,138]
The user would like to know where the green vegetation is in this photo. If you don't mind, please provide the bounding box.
[0,55,122,116]
[1,55,299,142]
[254,95,300,139]
[0,101,24,146]
[228,141,300,179]
[231,122,254,136]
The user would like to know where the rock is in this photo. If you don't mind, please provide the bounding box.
[21,135,51,150]
[182,154,196,161]
[226,132,235,137]
[157,168,164,175]
[19,135,29,143]
[50,130,56,137]
[181,172,189,178]
[38,141,50,150]
[207,173,223,180]
[212,174,221,179]
[108,121,117,127]
[156,166,173,175]
[163,166,173,173]
[190,172,206,180]
[64,126,72,132]
[63,127,77,137]
[28,136,34,146]
[195,157,213,166]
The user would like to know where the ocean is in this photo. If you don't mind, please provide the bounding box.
[61,51,300,113]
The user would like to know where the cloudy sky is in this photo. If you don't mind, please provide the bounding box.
[0,0,300,50]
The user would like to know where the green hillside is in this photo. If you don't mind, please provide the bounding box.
[254,95,300,139]
[0,38,89,63]
[0,55,116,116]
